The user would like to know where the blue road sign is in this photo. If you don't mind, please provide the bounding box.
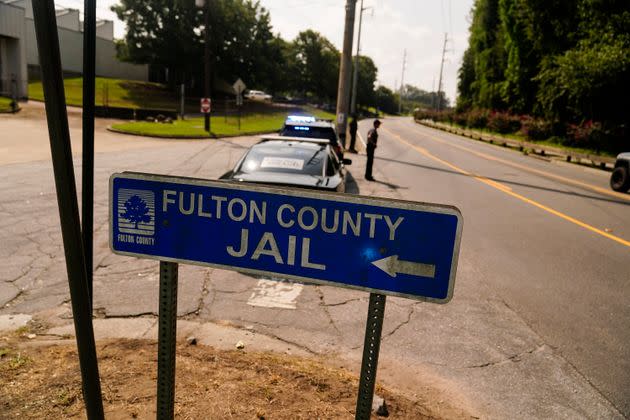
[110,172,463,303]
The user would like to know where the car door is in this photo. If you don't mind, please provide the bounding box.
[326,148,345,192]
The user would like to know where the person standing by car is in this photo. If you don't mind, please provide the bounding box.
[348,114,358,153]
[365,119,381,181]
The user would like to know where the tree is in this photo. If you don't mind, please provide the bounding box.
[374,86,399,115]
[354,55,378,109]
[457,0,507,110]
[456,47,475,111]
[122,195,151,228]
[400,84,448,110]
[457,0,629,130]
[499,0,536,113]
[536,0,630,124]
[286,30,340,102]
[111,0,200,86]
[111,0,280,92]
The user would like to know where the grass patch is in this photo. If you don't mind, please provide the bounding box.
[112,113,289,138]
[302,106,336,120]
[0,96,17,112]
[0,338,443,419]
[532,138,616,157]
[433,121,615,157]
[28,77,176,110]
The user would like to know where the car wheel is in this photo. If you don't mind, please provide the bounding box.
[610,166,630,192]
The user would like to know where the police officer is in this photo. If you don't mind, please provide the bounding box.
[348,114,358,153]
[365,119,381,181]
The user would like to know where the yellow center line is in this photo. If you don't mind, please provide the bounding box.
[384,127,630,248]
[409,123,630,202]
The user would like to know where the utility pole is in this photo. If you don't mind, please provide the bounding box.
[335,0,357,149]
[196,0,212,132]
[204,0,211,133]
[437,33,448,112]
[398,49,406,114]
[350,0,372,115]
[431,76,436,110]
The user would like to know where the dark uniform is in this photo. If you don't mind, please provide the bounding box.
[349,117,358,153]
[365,120,381,180]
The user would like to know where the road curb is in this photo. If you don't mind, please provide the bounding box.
[415,119,615,170]
[106,125,279,140]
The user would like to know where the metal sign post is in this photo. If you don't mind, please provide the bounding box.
[32,1,104,418]
[180,84,185,120]
[233,79,246,132]
[82,0,96,309]
[110,172,462,417]
[237,98,241,131]
[200,98,211,116]
[157,261,179,420]
[355,293,386,419]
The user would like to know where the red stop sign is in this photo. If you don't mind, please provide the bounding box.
[200,98,211,113]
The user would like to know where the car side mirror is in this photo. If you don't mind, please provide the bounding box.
[342,158,352,165]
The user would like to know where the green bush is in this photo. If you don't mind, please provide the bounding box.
[452,112,468,127]
[487,111,521,134]
[563,121,628,154]
[520,117,552,140]
[465,109,490,129]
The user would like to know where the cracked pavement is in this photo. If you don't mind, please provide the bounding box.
[1,106,626,419]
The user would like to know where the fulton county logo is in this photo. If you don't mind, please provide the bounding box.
[117,189,155,236]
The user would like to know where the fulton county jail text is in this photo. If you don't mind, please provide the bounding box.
[162,190,405,270]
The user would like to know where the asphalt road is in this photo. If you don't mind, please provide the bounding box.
[1,109,628,418]
[370,117,630,417]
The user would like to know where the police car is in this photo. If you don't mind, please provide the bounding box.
[221,135,352,192]
[610,152,630,192]
[280,115,344,158]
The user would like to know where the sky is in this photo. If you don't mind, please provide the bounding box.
[259,0,474,102]
[55,0,474,103]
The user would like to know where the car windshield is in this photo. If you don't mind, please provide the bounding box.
[281,125,338,144]
[236,143,326,176]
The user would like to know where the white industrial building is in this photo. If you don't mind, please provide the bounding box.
[0,0,147,99]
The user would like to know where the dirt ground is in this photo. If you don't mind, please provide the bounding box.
[0,334,444,419]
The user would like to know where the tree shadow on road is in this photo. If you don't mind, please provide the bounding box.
[376,156,630,206]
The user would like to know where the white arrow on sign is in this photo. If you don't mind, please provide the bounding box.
[372,255,436,278]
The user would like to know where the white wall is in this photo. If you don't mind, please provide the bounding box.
[24,18,148,82]
[96,20,113,41]
[0,2,28,98]
[3,0,146,83]
[55,9,80,32]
